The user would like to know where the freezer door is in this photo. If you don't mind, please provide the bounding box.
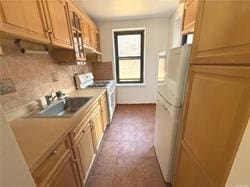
[154,94,180,182]
[164,45,191,106]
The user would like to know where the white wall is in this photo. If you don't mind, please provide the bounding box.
[0,107,35,187]
[226,117,250,187]
[97,18,170,104]
[168,4,184,49]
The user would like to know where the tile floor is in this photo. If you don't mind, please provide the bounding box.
[86,104,171,187]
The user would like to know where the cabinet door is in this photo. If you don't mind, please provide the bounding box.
[96,28,101,52]
[48,150,81,187]
[82,19,90,44]
[100,94,109,130]
[67,2,86,61]
[182,0,198,34]
[74,124,95,183]
[0,0,49,44]
[42,0,73,49]
[191,0,250,65]
[174,66,250,187]
[90,25,97,49]
[91,108,104,151]
[33,139,81,187]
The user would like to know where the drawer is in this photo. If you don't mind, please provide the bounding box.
[32,138,70,185]
[90,104,101,120]
[72,119,90,142]
[71,101,100,142]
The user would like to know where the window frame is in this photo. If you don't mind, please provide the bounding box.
[114,30,145,84]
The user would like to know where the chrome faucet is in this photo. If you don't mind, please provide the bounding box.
[45,90,57,105]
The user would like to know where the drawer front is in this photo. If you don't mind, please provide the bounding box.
[72,119,89,142]
[32,138,69,186]
[71,101,99,142]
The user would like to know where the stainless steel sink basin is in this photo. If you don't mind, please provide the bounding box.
[26,97,93,118]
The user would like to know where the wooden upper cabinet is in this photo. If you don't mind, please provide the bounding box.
[42,0,73,49]
[0,0,100,52]
[89,24,97,49]
[82,18,91,45]
[81,16,99,51]
[67,1,86,61]
[96,28,101,52]
[182,0,198,34]
[191,0,250,65]
[0,0,50,44]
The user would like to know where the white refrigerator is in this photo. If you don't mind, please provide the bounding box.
[154,45,191,182]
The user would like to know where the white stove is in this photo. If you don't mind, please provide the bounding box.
[75,73,116,123]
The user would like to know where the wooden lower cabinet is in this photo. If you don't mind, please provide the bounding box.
[174,65,250,187]
[47,150,81,187]
[33,99,108,187]
[90,107,104,151]
[100,94,109,130]
[32,138,81,187]
[74,124,95,184]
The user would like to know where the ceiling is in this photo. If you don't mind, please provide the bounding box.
[75,0,179,22]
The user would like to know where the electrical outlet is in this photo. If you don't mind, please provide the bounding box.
[0,78,16,95]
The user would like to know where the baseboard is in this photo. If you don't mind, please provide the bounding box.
[116,102,156,105]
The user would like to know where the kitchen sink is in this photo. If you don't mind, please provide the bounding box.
[26,97,93,118]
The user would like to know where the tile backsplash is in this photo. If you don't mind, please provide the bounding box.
[0,37,92,112]
[92,61,113,80]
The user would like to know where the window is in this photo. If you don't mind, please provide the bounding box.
[114,30,144,84]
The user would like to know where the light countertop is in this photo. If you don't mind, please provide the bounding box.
[10,88,106,172]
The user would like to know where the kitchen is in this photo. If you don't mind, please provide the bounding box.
[1,1,250,187]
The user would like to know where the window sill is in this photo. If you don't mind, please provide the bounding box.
[116,83,145,87]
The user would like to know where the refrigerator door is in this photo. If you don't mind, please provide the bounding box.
[158,45,191,107]
[154,93,180,182]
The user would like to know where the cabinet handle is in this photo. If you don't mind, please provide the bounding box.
[52,150,57,155]
[90,123,95,129]
[45,29,52,34]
